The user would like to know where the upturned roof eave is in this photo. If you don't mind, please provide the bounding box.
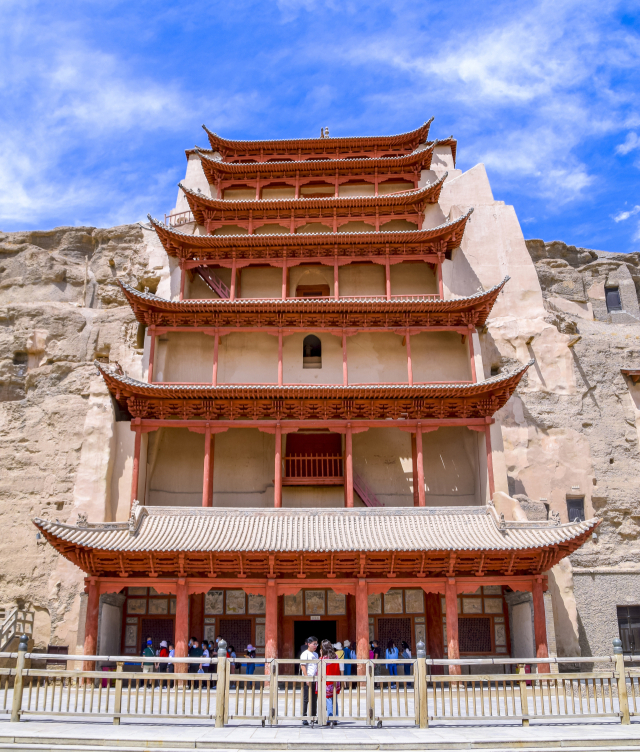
[117,276,508,322]
[201,119,434,152]
[147,208,473,253]
[195,142,437,176]
[179,172,447,216]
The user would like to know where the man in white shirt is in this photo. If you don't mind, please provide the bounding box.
[300,636,318,725]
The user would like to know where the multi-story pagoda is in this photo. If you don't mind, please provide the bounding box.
[35,122,597,676]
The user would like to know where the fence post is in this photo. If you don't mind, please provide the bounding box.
[318,659,326,726]
[112,661,124,726]
[614,638,630,725]
[269,660,279,726]
[518,663,529,727]
[215,639,228,728]
[366,660,374,726]
[10,634,28,723]
[416,639,428,729]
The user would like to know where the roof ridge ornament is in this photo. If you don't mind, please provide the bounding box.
[549,510,561,526]
[77,512,88,527]
[129,500,142,536]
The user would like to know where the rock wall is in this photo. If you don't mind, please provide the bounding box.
[0,224,166,649]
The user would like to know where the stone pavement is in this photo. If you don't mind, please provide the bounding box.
[0,718,640,751]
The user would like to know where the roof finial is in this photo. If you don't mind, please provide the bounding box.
[324,126,329,138]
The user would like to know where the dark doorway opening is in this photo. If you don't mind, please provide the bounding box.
[294,620,337,658]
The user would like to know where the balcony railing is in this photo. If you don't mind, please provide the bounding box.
[164,210,194,227]
[282,454,343,485]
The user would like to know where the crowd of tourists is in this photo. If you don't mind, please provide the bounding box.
[299,635,413,725]
[140,633,413,721]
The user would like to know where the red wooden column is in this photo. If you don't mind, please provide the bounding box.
[212,333,219,386]
[342,333,348,386]
[265,581,278,667]
[179,262,186,301]
[230,258,237,301]
[175,579,189,677]
[282,264,288,299]
[532,576,550,673]
[385,257,391,300]
[147,326,156,383]
[411,433,419,506]
[405,332,413,385]
[445,578,461,675]
[416,424,426,506]
[130,420,142,510]
[202,426,214,507]
[334,260,339,299]
[425,592,444,675]
[274,424,283,508]
[437,261,444,299]
[278,333,283,386]
[485,426,495,499]
[355,578,368,675]
[467,330,477,382]
[82,577,100,674]
[345,423,354,507]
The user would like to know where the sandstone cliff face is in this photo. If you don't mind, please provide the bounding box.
[0,224,162,649]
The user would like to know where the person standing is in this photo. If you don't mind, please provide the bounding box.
[188,638,204,688]
[142,637,155,685]
[167,642,175,688]
[385,639,399,689]
[333,642,344,672]
[245,644,256,688]
[156,640,169,688]
[321,640,341,724]
[371,639,381,675]
[228,644,237,689]
[342,640,352,677]
[300,636,318,725]
[401,641,412,688]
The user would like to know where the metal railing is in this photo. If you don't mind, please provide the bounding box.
[283,454,343,485]
[2,638,638,727]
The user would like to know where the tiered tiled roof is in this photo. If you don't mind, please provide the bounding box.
[148,209,473,261]
[202,120,434,159]
[197,145,437,184]
[179,174,446,227]
[33,505,598,579]
[118,277,508,330]
[96,360,530,422]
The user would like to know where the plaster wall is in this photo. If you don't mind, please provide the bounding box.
[571,572,640,659]
[283,332,342,384]
[174,155,211,214]
[339,264,385,297]
[218,333,278,384]
[282,487,348,507]
[347,332,408,384]
[411,332,472,382]
[147,428,204,507]
[389,262,437,295]
[421,427,480,506]
[212,429,275,507]
[353,428,412,506]
[239,266,282,299]
[338,183,375,197]
[155,331,214,383]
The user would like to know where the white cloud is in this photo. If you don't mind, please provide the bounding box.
[616,132,640,155]
[613,205,640,222]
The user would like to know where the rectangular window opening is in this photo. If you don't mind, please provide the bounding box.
[617,606,640,653]
[566,496,585,523]
[605,286,623,313]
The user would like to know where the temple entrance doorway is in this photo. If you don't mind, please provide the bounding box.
[294,620,337,658]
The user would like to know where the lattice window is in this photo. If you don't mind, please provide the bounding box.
[459,618,491,653]
[377,617,412,652]
[219,619,252,654]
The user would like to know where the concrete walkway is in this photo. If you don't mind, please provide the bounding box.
[0,718,640,751]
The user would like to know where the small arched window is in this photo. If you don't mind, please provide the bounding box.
[303,335,322,369]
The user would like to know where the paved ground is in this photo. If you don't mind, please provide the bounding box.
[0,718,640,751]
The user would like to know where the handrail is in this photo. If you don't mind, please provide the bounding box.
[283,454,343,481]
[353,468,383,507]
[164,210,194,227]
[195,266,230,299]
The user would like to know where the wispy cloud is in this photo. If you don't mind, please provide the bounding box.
[616,132,640,155]
[613,205,640,222]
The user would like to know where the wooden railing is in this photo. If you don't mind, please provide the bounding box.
[195,267,230,299]
[0,609,33,652]
[164,210,194,227]
[2,638,638,728]
[282,454,343,485]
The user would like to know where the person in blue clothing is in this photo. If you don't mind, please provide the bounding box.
[244,644,256,688]
[385,639,399,689]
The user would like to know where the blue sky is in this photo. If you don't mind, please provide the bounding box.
[1,0,639,251]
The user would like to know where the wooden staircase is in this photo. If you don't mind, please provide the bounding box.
[353,469,384,507]
[195,267,230,298]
